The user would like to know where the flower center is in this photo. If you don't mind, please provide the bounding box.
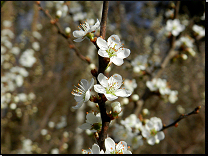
[150,128,157,136]
[106,82,118,96]
[91,123,102,131]
[106,44,117,58]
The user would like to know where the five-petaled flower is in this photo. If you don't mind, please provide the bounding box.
[141,117,165,145]
[79,113,102,132]
[105,137,132,154]
[94,73,132,101]
[96,35,131,66]
[71,78,94,109]
[73,19,100,42]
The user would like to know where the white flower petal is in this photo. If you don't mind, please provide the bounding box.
[88,78,94,89]
[98,49,109,58]
[72,99,84,109]
[112,74,123,88]
[105,94,118,101]
[79,123,92,130]
[97,37,108,50]
[89,19,100,32]
[73,37,85,42]
[105,137,115,151]
[86,113,98,124]
[116,141,127,151]
[94,84,106,94]
[84,90,90,102]
[110,57,124,66]
[92,144,100,154]
[117,48,130,59]
[115,89,131,97]
[156,131,165,140]
[73,30,86,38]
[108,34,120,44]
[147,136,156,145]
[80,79,89,90]
[97,73,109,88]
[123,150,132,154]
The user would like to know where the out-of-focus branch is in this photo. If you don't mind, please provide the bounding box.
[36,2,91,64]
[134,1,181,115]
[160,106,201,131]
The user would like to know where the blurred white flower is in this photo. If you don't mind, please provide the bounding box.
[124,79,137,93]
[165,19,185,36]
[168,90,178,103]
[192,24,205,37]
[51,148,59,154]
[19,49,36,67]
[32,31,42,40]
[32,42,40,51]
[131,55,148,73]
[3,20,12,27]
[141,117,165,145]
[10,47,20,55]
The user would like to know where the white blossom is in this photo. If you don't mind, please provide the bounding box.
[168,90,178,103]
[71,78,94,109]
[94,73,132,101]
[105,137,132,154]
[141,117,165,145]
[19,49,36,67]
[192,24,205,37]
[79,113,102,132]
[124,79,137,93]
[165,19,185,36]
[96,35,130,66]
[73,19,100,42]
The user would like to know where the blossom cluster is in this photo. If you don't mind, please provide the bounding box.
[82,137,132,154]
[112,114,165,148]
[146,78,178,103]
[1,20,37,115]
[175,36,196,59]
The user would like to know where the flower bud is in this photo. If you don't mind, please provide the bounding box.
[142,108,149,116]
[122,97,129,105]
[56,10,62,18]
[132,94,139,101]
[181,54,188,60]
[111,102,122,114]
[65,27,71,34]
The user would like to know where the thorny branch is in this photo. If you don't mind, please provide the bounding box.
[36,1,91,64]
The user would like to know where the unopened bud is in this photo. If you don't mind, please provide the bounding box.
[132,94,139,101]
[56,10,62,18]
[181,54,188,60]
[65,27,71,34]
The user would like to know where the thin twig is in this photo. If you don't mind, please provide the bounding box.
[36,2,91,64]
[160,106,201,131]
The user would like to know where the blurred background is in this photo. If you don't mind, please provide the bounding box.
[1,1,205,154]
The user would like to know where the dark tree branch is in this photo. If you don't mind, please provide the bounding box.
[96,1,110,151]
[160,106,201,131]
